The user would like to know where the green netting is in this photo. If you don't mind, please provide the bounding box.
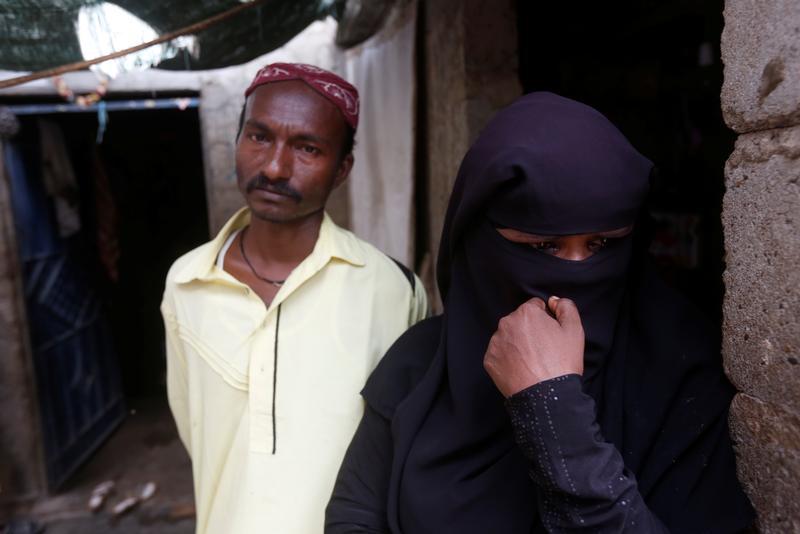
[0,0,337,72]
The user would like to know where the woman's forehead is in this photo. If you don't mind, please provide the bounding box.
[495,224,634,240]
[468,94,652,234]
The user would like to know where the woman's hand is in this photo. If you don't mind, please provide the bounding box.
[484,296,585,398]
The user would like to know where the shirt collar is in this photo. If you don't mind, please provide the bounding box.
[316,211,367,268]
[173,208,365,285]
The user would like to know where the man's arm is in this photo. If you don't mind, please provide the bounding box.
[409,273,430,324]
[325,405,393,534]
[162,296,192,456]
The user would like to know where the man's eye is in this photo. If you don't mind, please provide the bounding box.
[533,241,558,252]
[248,133,267,143]
[300,145,320,155]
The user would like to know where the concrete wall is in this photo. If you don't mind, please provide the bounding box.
[0,143,46,508]
[421,0,521,307]
[720,1,800,531]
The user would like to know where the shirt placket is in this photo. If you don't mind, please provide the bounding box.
[242,244,330,455]
[249,305,276,454]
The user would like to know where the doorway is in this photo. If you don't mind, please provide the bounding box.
[3,94,208,496]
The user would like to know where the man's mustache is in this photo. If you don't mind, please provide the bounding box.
[245,174,302,203]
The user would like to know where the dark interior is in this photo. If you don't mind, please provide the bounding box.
[517,0,732,326]
[12,99,209,398]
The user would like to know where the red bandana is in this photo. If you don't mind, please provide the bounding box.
[244,62,360,131]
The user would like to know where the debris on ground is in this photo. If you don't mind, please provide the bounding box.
[110,481,158,519]
[111,496,139,517]
[87,480,116,512]
[10,399,195,532]
[139,482,157,501]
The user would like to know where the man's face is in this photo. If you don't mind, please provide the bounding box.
[235,80,353,223]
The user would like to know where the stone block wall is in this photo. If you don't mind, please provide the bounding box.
[720,1,800,531]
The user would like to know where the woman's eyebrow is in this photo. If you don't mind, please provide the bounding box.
[597,225,634,237]
[496,226,633,240]
[495,227,557,240]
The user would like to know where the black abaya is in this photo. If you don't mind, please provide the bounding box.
[326,92,753,533]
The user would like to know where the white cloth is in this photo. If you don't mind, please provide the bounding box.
[38,118,81,237]
[342,2,418,266]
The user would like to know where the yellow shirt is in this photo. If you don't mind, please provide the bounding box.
[161,208,427,533]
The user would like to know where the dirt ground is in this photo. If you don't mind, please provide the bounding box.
[5,397,195,534]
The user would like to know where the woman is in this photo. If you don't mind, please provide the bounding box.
[325,92,754,533]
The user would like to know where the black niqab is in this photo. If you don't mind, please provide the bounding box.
[363,92,750,532]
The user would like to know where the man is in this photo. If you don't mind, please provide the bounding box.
[161,63,428,533]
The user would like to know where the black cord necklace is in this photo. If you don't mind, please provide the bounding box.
[239,226,286,288]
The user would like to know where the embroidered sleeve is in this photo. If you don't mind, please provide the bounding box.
[506,374,668,533]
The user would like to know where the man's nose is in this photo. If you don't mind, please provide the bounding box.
[262,143,292,180]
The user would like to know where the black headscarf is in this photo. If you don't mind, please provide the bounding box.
[364,92,750,532]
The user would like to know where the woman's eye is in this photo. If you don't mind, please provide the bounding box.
[533,241,558,252]
[589,237,609,251]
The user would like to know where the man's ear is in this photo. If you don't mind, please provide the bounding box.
[333,153,354,188]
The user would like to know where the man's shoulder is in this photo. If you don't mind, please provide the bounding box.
[165,207,248,288]
[332,225,418,294]
[164,239,217,287]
